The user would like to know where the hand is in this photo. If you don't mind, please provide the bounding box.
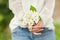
[30,22,44,33]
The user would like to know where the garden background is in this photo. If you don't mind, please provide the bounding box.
[0,0,60,40]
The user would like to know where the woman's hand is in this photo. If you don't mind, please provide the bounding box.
[25,22,44,33]
[30,22,44,33]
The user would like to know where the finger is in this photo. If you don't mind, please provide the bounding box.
[33,33,42,35]
[36,23,44,28]
[31,29,44,33]
[30,29,39,32]
[32,25,44,29]
[30,29,41,32]
[38,26,44,29]
[32,26,37,28]
[38,29,44,32]
[32,26,44,30]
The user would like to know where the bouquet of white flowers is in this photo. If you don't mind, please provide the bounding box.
[18,5,43,35]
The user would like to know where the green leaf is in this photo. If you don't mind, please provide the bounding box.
[30,5,37,12]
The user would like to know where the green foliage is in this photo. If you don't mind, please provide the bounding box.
[0,0,13,31]
[0,0,13,40]
[30,5,37,12]
[54,22,60,40]
[0,33,11,40]
[0,14,4,22]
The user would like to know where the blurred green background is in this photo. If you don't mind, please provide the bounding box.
[0,0,60,40]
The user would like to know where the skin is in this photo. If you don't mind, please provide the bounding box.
[25,22,44,33]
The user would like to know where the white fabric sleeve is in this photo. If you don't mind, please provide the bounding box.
[9,0,25,31]
[9,0,23,15]
[39,0,55,30]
